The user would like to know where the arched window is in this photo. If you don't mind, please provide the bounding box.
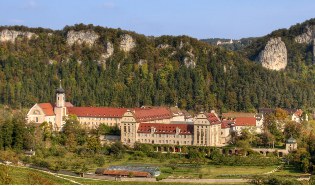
[33,110,40,115]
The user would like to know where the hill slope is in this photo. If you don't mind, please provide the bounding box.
[0,23,314,112]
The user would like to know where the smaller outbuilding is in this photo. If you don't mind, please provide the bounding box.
[286,137,297,151]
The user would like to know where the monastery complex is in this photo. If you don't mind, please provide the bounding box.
[27,84,304,148]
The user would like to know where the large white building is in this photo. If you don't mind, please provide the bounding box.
[27,86,265,148]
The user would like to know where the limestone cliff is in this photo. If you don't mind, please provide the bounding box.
[0,29,37,42]
[157,44,170,49]
[294,25,315,44]
[258,37,287,71]
[119,34,135,52]
[183,51,196,68]
[66,30,99,46]
[98,41,114,68]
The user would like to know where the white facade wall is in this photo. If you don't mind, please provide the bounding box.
[77,117,121,129]
[136,133,193,146]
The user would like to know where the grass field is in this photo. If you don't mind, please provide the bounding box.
[40,152,305,179]
[161,165,276,179]
[57,175,249,185]
[1,165,73,185]
[1,162,305,185]
[10,149,305,185]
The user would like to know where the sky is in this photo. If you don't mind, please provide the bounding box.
[0,0,314,39]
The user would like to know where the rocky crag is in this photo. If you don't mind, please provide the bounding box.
[119,34,135,52]
[66,30,99,46]
[0,29,37,42]
[294,25,315,44]
[258,37,287,71]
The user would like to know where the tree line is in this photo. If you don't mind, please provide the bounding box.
[0,24,315,112]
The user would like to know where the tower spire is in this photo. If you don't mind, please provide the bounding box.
[56,79,65,94]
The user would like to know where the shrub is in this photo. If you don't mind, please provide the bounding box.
[169,160,177,170]
[128,172,134,178]
[251,175,300,185]
[0,165,12,184]
[27,172,53,185]
[310,175,315,185]
[210,154,281,166]
[93,155,105,167]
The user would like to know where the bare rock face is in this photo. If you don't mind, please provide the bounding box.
[66,30,99,46]
[183,51,196,68]
[119,34,135,52]
[184,57,196,68]
[98,41,114,68]
[157,44,170,49]
[258,37,287,71]
[104,41,114,59]
[0,29,37,42]
[294,25,315,44]
[138,59,147,66]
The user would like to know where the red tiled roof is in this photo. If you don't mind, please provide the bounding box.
[235,117,256,126]
[207,113,221,124]
[294,109,303,117]
[103,170,150,177]
[67,107,127,118]
[138,123,193,135]
[133,107,172,122]
[222,112,256,118]
[38,103,54,116]
[221,120,235,129]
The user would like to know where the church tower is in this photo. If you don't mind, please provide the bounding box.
[54,81,67,131]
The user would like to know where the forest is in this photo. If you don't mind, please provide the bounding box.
[0,19,315,113]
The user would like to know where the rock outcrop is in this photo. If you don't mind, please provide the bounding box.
[294,25,314,44]
[157,44,170,49]
[0,29,37,42]
[66,30,99,46]
[138,59,147,66]
[119,34,135,52]
[258,37,287,71]
[98,41,114,68]
[184,57,196,68]
[183,51,196,68]
[104,41,114,59]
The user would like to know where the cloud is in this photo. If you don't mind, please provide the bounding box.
[102,1,115,9]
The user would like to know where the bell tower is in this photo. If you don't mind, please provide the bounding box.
[54,80,67,131]
[56,80,65,107]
